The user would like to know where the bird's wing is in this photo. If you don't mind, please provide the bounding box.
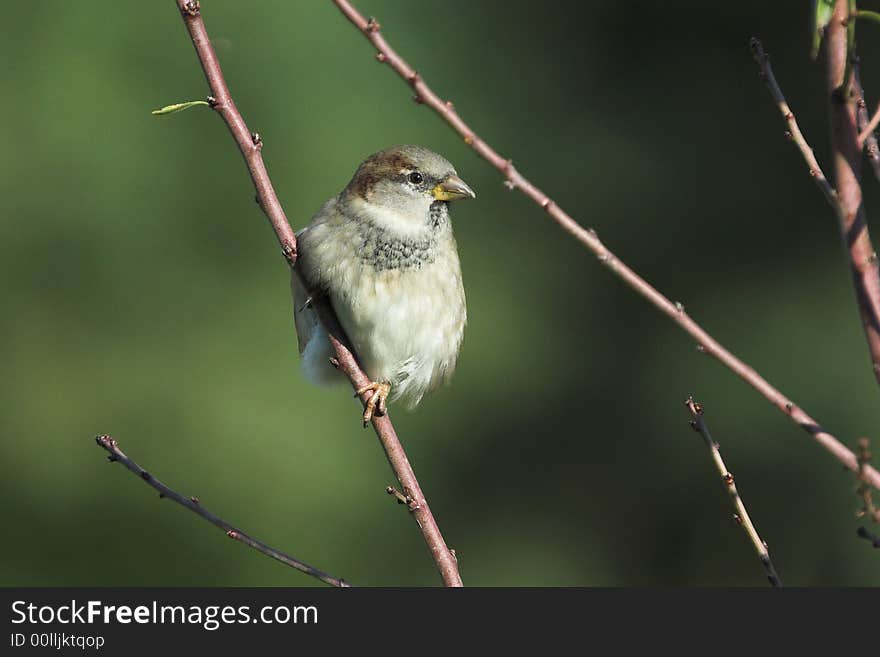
[290,198,339,354]
[290,268,319,355]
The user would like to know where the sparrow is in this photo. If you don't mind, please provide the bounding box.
[291,145,475,425]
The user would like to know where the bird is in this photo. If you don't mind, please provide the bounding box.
[291,145,475,425]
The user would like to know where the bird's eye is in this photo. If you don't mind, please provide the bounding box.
[408,171,424,185]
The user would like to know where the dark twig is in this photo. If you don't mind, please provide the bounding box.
[857,525,880,547]
[161,0,463,587]
[95,435,349,587]
[685,399,782,587]
[750,39,840,211]
[331,0,880,490]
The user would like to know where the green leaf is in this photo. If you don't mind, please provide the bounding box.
[856,10,880,25]
[150,100,210,116]
[812,0,835,59]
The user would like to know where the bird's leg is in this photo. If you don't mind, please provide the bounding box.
[355,381,392,426]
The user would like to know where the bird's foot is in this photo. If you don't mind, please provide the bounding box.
[355,381,392,427]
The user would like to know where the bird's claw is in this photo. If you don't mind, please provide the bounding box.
[356,381,391,426]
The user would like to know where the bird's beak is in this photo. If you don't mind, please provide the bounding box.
[432,174,476,201]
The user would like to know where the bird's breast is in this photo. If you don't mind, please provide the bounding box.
[332,243,466,407]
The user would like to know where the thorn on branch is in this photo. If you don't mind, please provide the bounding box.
[190,496,200,505]
[412,95,423,104]
[375,52,386,63]
[365,17,381,33]
[445,100,454,109]
[182,1,200,17]
[96,434,117,450]
[281,243,297,265]
[226,530,238,539]
[685,397,703,416]
[251,132,262,150]
[206,95,218,108]
[675,301,685,313]
[386,485,417,509]
[329,357,340,369]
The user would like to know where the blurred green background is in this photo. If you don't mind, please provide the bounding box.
[2,0,879,586]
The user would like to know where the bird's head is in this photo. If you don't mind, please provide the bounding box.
[343,145,475,234]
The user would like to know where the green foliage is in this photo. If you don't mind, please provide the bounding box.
[813,0,835,58]
[151,100,210,116]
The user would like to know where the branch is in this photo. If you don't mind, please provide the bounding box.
[825,1,880,386]
[853,66,880,180]
[685,399,782,587]
[857,103,880,148]
[330,0,880,490]
[169,0,462,587]
[749,39,840,212]
[855,437,880,522]
[857,525,880,547]
[751,38,880,381]
[95,435,349,587]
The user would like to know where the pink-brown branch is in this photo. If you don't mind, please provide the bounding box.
[170,0,462,587]
[857,99,880,147]
[853,66,880,182]
[827,0,880,385]
[331,0,880,489]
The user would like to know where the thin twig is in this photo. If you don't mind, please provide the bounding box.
[856,98,880,147]
[855,437,880,522]
[169,0,462,587]
[825,1,880,386]
[95,435,350,587]
[330,0,880,490]
[684,399,782,587]
[853,65,880,180]
[749,40,841,212]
